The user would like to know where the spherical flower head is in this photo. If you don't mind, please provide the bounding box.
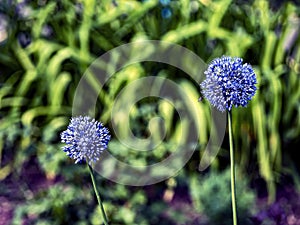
[61,116,111,164]
[160,0,171,6]
[200,56,257,112]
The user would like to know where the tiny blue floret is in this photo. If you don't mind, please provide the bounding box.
[200,56,257,112]
[160,0,171,6]
[61,116,111,164]
[161,7,172,19]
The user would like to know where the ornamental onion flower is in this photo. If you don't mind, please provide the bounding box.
[61,116,111,164]
[200,56,257,112]
[160,0,171,6]
[61,116,111,224]
[161,7,172,19]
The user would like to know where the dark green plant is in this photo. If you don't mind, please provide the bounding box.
[190,168,256,225]
[12,184,94,225]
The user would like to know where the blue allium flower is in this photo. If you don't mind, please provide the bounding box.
[16,1,32,19]
[18,32,31,48]
[0,14,8,44]
[160,0,171,6]
[200,56,257,112]
[61,116,111,164]
[161,7,172,19]
[159,0,172,19]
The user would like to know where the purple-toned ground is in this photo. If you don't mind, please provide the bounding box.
[1,159,300,225]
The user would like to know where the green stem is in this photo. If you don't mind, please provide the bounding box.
[228,112,238,225]
[88,164,109,225]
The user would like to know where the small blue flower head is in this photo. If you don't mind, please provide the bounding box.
[61,116,111,164]
[161,7,172,19]
[160,0,171,6]
[200,56,257,112]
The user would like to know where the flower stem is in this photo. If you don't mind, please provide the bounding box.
[228,112,238,225]
[88,164,109,225]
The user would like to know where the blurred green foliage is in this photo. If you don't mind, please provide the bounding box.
[0,0,300,224]
[190,168,256,225]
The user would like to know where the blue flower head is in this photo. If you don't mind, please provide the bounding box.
[160,0,171,6]
[61,116,111,164]
[161,7,172,19]
[200,56,257,112]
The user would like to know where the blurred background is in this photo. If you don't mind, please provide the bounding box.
[0,0,300,224]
